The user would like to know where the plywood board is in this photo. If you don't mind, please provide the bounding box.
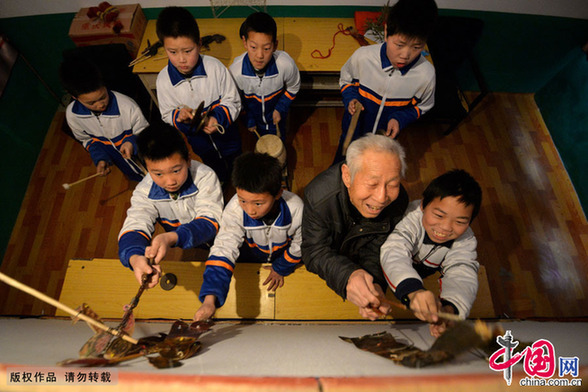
[277,266,494,320]
[57,259,274,320]
[58,259,494,321]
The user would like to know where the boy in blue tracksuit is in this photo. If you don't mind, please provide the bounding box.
[194,152,303,320]
[60,56,149,181]
[335,0,438,163]
[229,12,300,141]
[156,6,242,183]
[118,123,223,288]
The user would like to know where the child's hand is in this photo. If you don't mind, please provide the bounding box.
[202,116,219,134]
[177,106,195,123]
[194,295,217,321]
[120,141,133,159]
[96,161,111,176]
[272,110,281,125]
[348,99,362,115]
[262,266,284,291]
[145,232,178,264]
[386,118,400,138]
[429,304,457,337]
[407,289,440,324]
[129,255,161,289]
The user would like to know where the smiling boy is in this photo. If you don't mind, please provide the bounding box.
[334,0,438,162]
[229,12,300,140]
[118,123,223,288]
[194,152,303,321]
[380,169,482,337]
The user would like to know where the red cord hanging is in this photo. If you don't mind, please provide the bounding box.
[311,23,352,59]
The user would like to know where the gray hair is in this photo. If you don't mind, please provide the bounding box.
[345,134,406,181]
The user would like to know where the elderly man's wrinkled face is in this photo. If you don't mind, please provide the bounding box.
[341,150,402,218]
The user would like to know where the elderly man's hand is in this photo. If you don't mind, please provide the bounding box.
[346,270,389,320]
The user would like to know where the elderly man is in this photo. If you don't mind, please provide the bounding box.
[302,134,409,320]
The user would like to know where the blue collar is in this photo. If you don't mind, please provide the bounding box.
[241,53,278,77]
[243,197,291,227]
[72,90,119,116]
[167,55,207,86]
[147,170,198,200]
[380,43,420,76]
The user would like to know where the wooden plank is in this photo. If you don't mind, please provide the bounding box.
[276,266,360,319]
[57,259,274,320]
[58,259,494,321]
[277,265,494,320]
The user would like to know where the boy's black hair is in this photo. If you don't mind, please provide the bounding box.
[59,56,104,98]
[231,152,282,196]
[386,0,438,41]
[156,6,200,44]
[422,169,482,222]
[239,12,277,43]
[137,122,190,163]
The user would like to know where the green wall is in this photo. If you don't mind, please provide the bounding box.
[1,6,587,261]
[535,49,588,212]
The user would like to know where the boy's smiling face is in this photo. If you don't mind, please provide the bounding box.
[164,36,200,75]
[76,86,109,113]
[242,31,276,71]
[421,196,473,243]
[385,33,425,69]
[236,188,281,220]
[145,152,190,193]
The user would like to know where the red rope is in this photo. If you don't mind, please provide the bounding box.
[311,23,352,59]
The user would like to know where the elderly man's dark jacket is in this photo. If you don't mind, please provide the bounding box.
[301,162,409,299]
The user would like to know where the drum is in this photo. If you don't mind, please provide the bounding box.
[254,134,287,168]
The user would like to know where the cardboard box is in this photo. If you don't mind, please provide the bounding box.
[69,4,147,57]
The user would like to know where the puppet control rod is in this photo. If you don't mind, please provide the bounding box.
[0,271,138,345]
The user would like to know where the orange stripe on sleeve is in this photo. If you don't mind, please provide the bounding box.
[284,251,300,264]
[196,217,219,232]
[119,230,151,241]
[205,259,234,272]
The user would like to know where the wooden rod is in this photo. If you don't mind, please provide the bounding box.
[62,172,101,190]
[0,272,138,345]
[342,101,363,156]
[379,296,464,322]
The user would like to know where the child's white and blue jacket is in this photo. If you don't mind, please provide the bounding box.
[66,90,149,181]
[339,43,435,138]
[229,50,300,137]
[199,190,303,307]
[380,200,479,317]
[156,55,242,158]
[118,160,223,268]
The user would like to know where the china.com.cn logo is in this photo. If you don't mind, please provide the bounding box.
[489,330,582,387]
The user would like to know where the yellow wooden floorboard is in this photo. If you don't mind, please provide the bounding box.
[58,259,494,320]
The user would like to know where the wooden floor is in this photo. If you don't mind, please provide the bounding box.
[1,92,588,319]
